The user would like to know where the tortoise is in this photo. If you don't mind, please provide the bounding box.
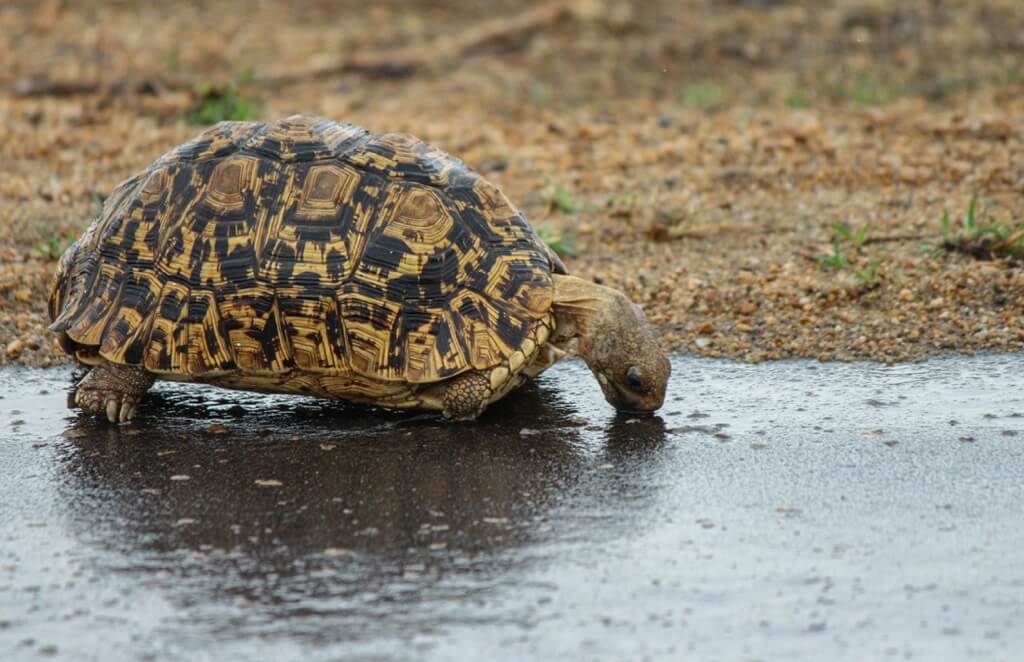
[48,115,670,422]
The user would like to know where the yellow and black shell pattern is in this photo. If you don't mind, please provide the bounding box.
[49,115,556,385]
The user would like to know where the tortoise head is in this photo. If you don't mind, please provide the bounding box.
[551,275,671,413]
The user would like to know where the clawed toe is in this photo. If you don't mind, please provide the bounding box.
[74,388,139,423]
[70,363,152,424]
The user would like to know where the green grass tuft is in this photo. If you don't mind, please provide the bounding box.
[853,259,882,284]
[832,222,870,248]
[683,82,725,110]
[936,197,1024,260]
[186,71,259,125]
[818,237,848,270]
[535,227,578,259]
[820,221,883,285]
[549,183,584,215]
[34,233,74,262]
[785,89,811,109]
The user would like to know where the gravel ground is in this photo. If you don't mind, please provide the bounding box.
[2,0,1023,367]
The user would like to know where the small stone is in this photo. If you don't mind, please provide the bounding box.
[5,339,24,360]
[206,423,229,434]
[254,479,284,487]
[898,288,914,302]
[170,474,190,481]
[319,443,337,451]
[697,321,714,335]
[13,288,32,303]
[738,301,758,315]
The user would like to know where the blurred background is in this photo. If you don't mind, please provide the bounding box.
[2,0,1023,366]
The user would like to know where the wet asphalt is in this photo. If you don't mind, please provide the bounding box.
[1,354,1023,661]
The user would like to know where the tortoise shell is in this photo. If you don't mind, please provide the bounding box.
[50,115,556,384]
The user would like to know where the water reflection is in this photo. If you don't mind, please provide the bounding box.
[53,378,608,640]
[605,414,669,455]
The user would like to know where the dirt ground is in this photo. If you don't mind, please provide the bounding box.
[2,0,1023,367]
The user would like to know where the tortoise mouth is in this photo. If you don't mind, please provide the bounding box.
[606,380,661,413]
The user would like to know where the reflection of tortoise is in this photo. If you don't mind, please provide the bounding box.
[49,116,669,422]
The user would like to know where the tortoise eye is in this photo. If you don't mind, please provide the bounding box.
[626,366,644,390]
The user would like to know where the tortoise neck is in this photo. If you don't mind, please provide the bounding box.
[549,274,619,347]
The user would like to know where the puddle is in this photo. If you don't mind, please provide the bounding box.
[1,355,1023,661]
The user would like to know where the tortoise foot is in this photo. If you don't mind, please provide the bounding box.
[73,363,155,423]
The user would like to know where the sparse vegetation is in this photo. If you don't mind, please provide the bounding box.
[853,259,882,284]
[33,233,74,262]
[832,222,870,248]
[545,181,584,215]
[89,190,106,212]
[851,74,897,105]
[828,74,899,106]
[536,227,577,259]
[820,221,883,284]
[933,197,1024,260]
[165,46,181,72]
[785,89,812,109]
[683,82,725,109]
[818,237,848,270]
[186,71,259,125]
[529,81,551,108]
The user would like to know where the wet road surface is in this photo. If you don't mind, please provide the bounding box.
[1,355,1023,661]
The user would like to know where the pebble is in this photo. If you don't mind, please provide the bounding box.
[4,339,23,360]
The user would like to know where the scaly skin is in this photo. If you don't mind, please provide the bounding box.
[441,370,493,420]
[73,362,155,423]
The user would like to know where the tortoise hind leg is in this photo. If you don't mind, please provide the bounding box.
[441,370,494,420]
[74,361,155,423]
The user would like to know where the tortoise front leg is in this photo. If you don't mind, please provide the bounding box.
[73,362,155,423]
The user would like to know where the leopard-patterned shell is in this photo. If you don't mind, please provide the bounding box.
[49,115,557,384]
